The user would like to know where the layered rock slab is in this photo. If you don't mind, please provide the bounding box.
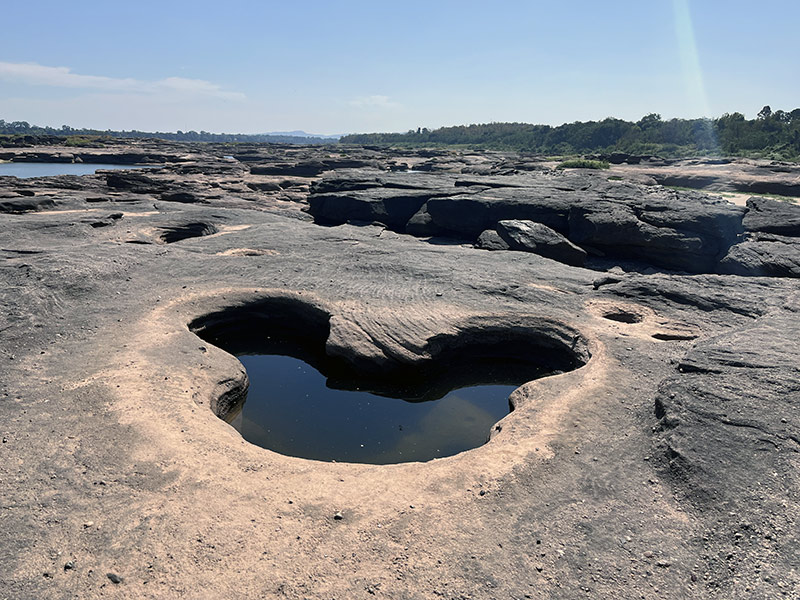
[310,170,746,272]
[719,197,800,276]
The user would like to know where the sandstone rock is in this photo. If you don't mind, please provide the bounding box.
[718,234,800,277]
[406,203,446,237]
[475,229,510,251]
[160,190,204,204]
[307,171,465,231]
[250,158,378,177]
[246,181,283,192]
[567,204,712,272]
[105,171,163,194]
[1,140,798,600]
[308,188,435,230]
[426,175,744,273]
[621,157,800,197]
[743,197,800,236]
[0,197,56,213]
[496,220,586,266]
[652,299,799,581]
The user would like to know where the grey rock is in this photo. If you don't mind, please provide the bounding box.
[653,299,799,580]
[160,190,204,204]
[496,220,586,266]
[743,197,800,236]
[250,158,377,177]
[105,171,162,194]
[0,197,56,213]
[246,181,283,192]
[406,203,446,237]
[475,229,510,251]
[424,174,745,273]
[718,235,800,277]
[425,190,568,240]
[309,187,435,230]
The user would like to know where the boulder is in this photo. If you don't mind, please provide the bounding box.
[567,204,716,272]
[405,203,446,237]
[743,197,800,236]
[474,229,510,251]
[496,220,586,266]
[427,175,745,273]
[718,234,800,278]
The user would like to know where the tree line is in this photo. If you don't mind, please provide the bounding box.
[4,108,800,159]
[341,107,800,160]
[0,121,336,145]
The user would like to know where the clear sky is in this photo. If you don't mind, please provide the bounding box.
[1,0,798,135]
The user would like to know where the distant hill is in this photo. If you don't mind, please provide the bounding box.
[266,130,342,140]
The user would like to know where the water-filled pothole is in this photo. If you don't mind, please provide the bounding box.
[189,297,588,464]
[230,353,534,464]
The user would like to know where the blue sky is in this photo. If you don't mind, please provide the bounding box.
[1,0,798,135]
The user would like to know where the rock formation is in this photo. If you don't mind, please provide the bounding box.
[0,140,797,599]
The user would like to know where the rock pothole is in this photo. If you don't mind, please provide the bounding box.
[158,221,218,244]
[188,296,589,464]
[602,309,644,324]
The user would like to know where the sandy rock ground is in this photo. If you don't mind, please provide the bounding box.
[0,142,798,599]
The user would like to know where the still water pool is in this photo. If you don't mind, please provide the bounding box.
[0,162,154,178]
[228,354,528,464]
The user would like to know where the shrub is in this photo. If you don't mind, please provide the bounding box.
[556,159,610,170]
[63,136,104,147]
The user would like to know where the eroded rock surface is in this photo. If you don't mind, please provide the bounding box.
[0,141,798,599]
[613,156,800,198]
[308,169,750,273]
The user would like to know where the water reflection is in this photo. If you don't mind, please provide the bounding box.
[0,163,156,178]
[229,354,527,464]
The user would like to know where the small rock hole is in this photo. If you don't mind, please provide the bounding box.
[652,332,697,341]
[159,222,217,244]
[602,310,643,324]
